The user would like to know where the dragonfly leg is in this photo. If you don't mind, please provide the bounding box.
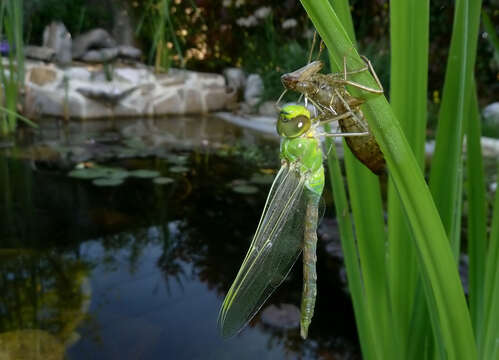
[342,55,369,77]
[340,55,384,94]
[318,111,352,124]
[334,89,369,132]
[275,89,288,109]
[319,131,369,137]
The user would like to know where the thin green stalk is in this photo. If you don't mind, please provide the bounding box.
[482,10,499,54]
[299,1,476,359]
[428,0,483,255]
[328,1,394,358]
[482,168,499,359]
[466,81,487,336]
[324,135,377,360]
[388,1,430,358]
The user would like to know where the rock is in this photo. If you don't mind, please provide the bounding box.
[63,67,92,82]
[117,45,142,60]
[23,59,233,118]
[114,67,155,84]
[483,102,499,126]
[223,67,246,94]
[184,89,204,113]
[81,47,119,63]
[244,73,264,107]
[25,45,55,62]
[157,71,187,87]
[72,28,117,59]
[154,93,184,115]
[205,87,235,111]
[490,182,497,193]
[76,85,139,106]
[480,137,499,157]
[258,101,278,117]
[112,5,135,46]
[260,303,300,330]
[42,22,72,65]
[27,66,58,86]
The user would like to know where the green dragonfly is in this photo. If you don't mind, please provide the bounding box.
[219,104,365,339]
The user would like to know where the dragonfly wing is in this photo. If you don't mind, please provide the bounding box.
[219,164,308,338]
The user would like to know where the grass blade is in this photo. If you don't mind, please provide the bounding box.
[299,1,477,358]
[482,168,499,359]
[328,1,394,357]
[388,1,430,357]
[324,136,377,360]
[428,0,483,255]
[466,81,487,336]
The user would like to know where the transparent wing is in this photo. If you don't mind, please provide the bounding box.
[218,163,308,338]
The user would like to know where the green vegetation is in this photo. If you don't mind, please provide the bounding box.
[0,0,36,136]
[300,0,498,359]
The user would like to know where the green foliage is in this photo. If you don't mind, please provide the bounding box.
[299,0,498,359]
[23,0,113,42]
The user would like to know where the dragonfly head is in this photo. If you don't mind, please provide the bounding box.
[277,105,311,138]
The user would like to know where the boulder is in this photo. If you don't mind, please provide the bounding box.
[27,66,58,86]
[81,47,119,63]
[72,29,117,59]
[223,67,246,94]
[25,45,55,62]
[483,102,499,126]
[184,89,204,113]
[258,100,278,117]
[154,93,184,115]
[117,45,142,60]
[42,22,72,65]
[76,85,139,106]
[244,73,263,107]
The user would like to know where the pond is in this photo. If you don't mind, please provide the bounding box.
[0,115,359,359]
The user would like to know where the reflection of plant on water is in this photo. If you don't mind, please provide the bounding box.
[0,249,92,351]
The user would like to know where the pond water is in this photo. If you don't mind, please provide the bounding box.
[0,116,359,359]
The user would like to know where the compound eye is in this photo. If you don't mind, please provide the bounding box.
[276,113,311,138]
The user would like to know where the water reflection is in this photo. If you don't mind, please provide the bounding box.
[0,116,359,359]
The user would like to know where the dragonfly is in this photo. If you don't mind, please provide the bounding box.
[218,104,367,339]
[280,57,386,174]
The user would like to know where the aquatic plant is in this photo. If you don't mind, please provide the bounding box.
[0,0,31,136]
[299,0,497,359]
[68,165,165,187]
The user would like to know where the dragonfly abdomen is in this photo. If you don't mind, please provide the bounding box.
[300,193,320,339]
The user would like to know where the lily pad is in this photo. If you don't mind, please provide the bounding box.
[250,173,275,185]
[129,169,161,178]
[232,184,259,194]
[153,177,175,185]
[68,168,111,179]
[99,167,130,179]
[92,178,124,187]
[166,154,189,165]
[169,166,189,173]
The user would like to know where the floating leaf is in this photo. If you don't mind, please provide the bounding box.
[68,168,110,179]
[123,137,148,150]
[169,166,189,173]
[232,184,259,194]
[166,154,189,165]
[153,177,175,185]
[129,169,161,178]
[250,173,274,185]
[99,168,130,179]
[92,178,124,186]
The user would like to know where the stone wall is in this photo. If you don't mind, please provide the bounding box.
[23,60,236,120]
